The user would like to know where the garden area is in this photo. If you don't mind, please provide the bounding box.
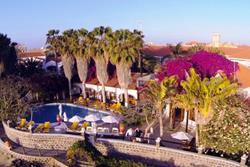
[0,28,250,166]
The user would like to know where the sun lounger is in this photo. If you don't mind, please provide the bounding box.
[82,122,89,128]
[16,119,26,129]
[86,126,93,133]
[97,127,104,133]
[103,128,109,133]
[34,123,44,133]
[112,128,119,135]
[43,122,50,133]
[25,121,34,129]
[69,122,79,131]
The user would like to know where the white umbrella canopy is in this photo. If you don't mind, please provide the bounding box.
[84,114,100,122]
[69,115,84,123]
[102,115,119,123]
[171,131,193,141]
[63,112,68,122]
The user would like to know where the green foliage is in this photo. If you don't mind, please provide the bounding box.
[16,58,43,77]
[12,159,43,167]
[143,76,177,107]
[29,73,68,102]
[110,29,143,66]
[201,95,250,154]
[0,33,17,76]
[179,68,238,124]
[0,76,31,121]
[66,140,96,166]
[141,54,160,73]
[67,140,148,167]
[188,43,225,55]
[122,107,147,127]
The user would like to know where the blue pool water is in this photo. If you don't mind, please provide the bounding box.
[28,103,109,123]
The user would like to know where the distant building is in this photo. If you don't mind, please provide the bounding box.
[212,32,221,47]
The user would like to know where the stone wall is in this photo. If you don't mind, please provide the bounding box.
[95,138,241,167]
[3,122,83,150]
[0,139,67,167]
[3,122,242,167]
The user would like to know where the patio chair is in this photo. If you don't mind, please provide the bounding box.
[34,123,44,133]
[86,126,93,132]
[43,122,50,133]
[112,127,119,135]
[103,127,109,133]
[81,122,90,129]
[16,119,27,129]
[69,122,79,131]
[25,121,34,129]
[97,127,104,133]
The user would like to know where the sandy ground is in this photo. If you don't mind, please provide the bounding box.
[0,152,14,167]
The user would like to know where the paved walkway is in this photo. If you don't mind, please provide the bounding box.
[0,151,14,167]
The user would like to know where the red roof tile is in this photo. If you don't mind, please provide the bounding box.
[221,46,250,59]
[18,51,45,58]
[236,64,250,88]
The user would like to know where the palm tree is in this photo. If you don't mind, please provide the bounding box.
[110,29,143,107]
[72,28,89,98]
[0,33,17,77]
[88,26,112,103]
[46,29,60,75]
[142,76,177,137]
[179,68,238,148]
[169,42,184,59]
[188,43,205,54]
[59,29,75,101]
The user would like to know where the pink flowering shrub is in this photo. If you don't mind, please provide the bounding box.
[156,51,239,82]
[156,59,192,82]
[191,51,239,78]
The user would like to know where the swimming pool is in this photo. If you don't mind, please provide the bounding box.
[28,103,109,123]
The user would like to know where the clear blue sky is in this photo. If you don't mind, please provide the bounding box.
[1,0,250,48]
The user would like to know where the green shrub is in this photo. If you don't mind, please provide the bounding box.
[12,159,43,167]
[66,140,148,167]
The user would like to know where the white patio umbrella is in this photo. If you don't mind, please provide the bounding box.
[83,114,100,122]
[102,115,119,123]
[171,131,193,141]
[58,104,63,117]
[69,115,84,123]
[63,112,68,122]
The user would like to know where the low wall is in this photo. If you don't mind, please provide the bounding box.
[0,139,67,167]
[3,122,242,167]
[95,138,241,167]
[3,122,83,150]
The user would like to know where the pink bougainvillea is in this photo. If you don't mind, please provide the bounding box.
[156,59,192,82]
[190,51,239,78]
[156,51,239,82]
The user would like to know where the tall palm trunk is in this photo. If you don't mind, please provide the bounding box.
[68,79,72,101]
[124,88,129,107]
[158,104,164,137]
[76,57,88,98]
[194,108,199,148]
[61,54,74,101]
[95,58,108,103]
[144,119,156,137]
[117,63,131,107]
[101,84,106,103]
[82,83,86,98]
